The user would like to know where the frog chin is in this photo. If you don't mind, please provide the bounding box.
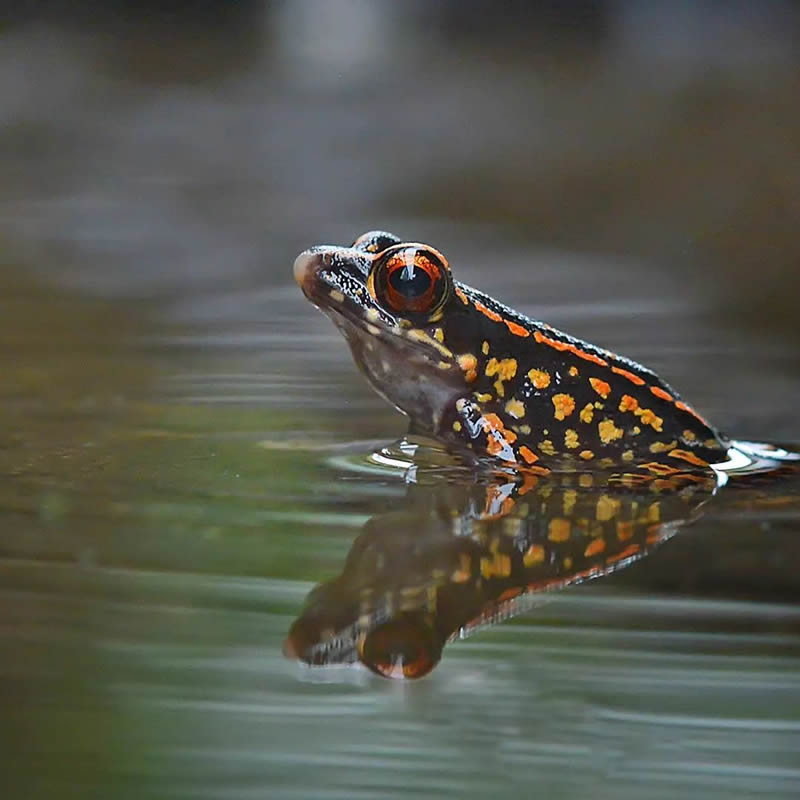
[333,316,462,435]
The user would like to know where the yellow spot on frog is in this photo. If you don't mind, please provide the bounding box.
[366,307,380,321]
[457,353,478,383]
[619,395,639,413]
[518,424,531,435]
[552,393,575,420]
[474,392,493,403]
[548,518,571,542]
[598,419,624,444]
[505,398,526,419]
[486,357,517,398]
[564,429,579,449]
[569,366,579,377]
[635,407,664,432]
[527,368,551,389]
[579,403,594,424]
[433,327,444,343]
[622,449,635,462]
[579,449,595,460]
[632,425,641,435]
[683,429,697,442]
[452,421,462,432]
[481,340,490,355]
[329,289,345,303]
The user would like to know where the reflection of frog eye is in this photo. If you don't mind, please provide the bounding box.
[358,615,443,680]
[370,245,452,318]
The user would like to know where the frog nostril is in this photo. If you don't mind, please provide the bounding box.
[293,250,323,287]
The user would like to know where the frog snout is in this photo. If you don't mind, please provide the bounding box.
[292,249,324,287]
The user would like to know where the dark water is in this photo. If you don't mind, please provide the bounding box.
[2,4,800,798]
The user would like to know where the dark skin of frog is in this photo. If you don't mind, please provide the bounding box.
[294,231,728,475]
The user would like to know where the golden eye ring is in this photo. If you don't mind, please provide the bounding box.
[368,244,452,319]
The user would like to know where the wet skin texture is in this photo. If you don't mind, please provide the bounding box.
[294,231,728,475]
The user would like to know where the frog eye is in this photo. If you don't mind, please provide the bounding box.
[370,245,452,317]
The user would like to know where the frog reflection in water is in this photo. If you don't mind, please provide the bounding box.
[285,463,716,679]
[289,232,799,678]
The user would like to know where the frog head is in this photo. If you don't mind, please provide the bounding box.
[294,231,476,435]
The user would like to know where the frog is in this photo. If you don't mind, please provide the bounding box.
[293,230,732,476]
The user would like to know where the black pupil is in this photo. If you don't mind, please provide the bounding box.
[388,264,432,299]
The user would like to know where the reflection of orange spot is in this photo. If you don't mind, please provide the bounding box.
[548,518,571,542]
[474,300,502,322]
[504,319,530,337]
[518,472,539,494]
[589,378,611,399]
[552,393,575,420]
[668,448,708,467]
[482,485,515,518]
[650,386,673,402]
[533,331,609,366]
[616,521,634,541]
[619,394,639,412]
[521,465,552,477]
[518,446,538,464]
[611,366,645,386]
[523,544,545,566]
[641,462,681,475]
[605,543,640,564]
[584,538,606,557]
[497,587,523,603]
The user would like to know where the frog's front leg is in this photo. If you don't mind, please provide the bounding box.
[445,397,533,468]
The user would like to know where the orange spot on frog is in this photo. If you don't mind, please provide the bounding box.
[527,368,551,389]
[552,393,576,421]
[589,377,611,399]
